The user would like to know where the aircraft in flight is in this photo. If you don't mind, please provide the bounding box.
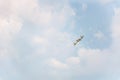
[74,35,84,46]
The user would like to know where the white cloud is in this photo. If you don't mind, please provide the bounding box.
[108,7,120,75]
[30,26,74,56]
[109,7,120,58]
[10,0,39,15]
[32,36,48,45]
[0,16,22,40]
[66,57,80,65]
[0,0,75,60]
[7,0,75,29]
[0,0,23,42]
[78,48,110,72]
[0,0,23,60]
[48,58,68,69]
[111,8,120,39]
[0,9,22,59]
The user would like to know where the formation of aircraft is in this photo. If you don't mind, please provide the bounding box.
[73,35,84,46]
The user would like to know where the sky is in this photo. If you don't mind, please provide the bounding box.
[0,0,120,80]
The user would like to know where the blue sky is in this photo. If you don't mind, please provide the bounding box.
[0,0,120,80]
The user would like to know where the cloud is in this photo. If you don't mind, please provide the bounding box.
[0,0,23,47]
[8,0,75,29]
[78,48,110,71]
[111,8,120,39]
[0,16,22,41]
[48,58,68,69]
[108,7,120,76]
[0,0,75,58]
[0,11,22,59]
[66,57,80,65]
[32,36,48,45]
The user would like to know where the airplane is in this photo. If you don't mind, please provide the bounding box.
[74,35,84,46]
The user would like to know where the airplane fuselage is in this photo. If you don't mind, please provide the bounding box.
[74,35,84,46]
